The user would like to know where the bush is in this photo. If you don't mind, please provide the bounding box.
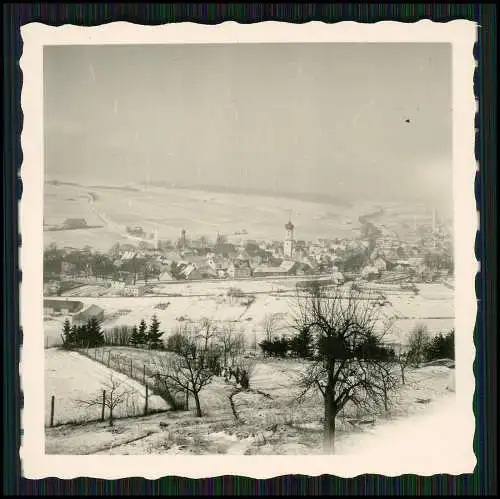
[424,329,455,361]
[259,336,290,358]
[227,287,245,298]
[166,332,192,354]
[289,328,314,358]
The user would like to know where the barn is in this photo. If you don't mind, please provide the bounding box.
[72,304,105,326]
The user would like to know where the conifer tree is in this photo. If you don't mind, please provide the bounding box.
[86,317,104,347]
[138,319,148,347]
[70,324,78,346]
[61,318,73,348]
[147,314,164,350]
[76,325,87,347]
[130,325,142,348]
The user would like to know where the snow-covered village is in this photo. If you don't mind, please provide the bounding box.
[41,41,458,457]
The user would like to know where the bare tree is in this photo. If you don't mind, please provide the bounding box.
[407,324,430,367]
[261,313,282,342]
[292,285,397,452]
[152,322,221,417]
[76,373,136,426]
[218,324,246,368]
[395,344,411,385]
[370,362,400,412]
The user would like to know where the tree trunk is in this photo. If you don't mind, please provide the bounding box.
[193,391,202,417]
[323,386,336,453]
[109,407,114,427]
[400,365,406,385]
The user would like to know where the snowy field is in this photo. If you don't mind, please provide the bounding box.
[45,353,456,455]
[44,282,454,348]
[44,183,430,252]
[45,348,169,426]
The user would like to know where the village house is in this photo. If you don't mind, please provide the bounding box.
[72,304,105,326]
[44,299,84,316]
[120,251,137,262]
[361,265,381,281]
[227,258,252,279]
[177,262,203,280]
[207,255,230,273]
[43,281,61,296]
[61,261,76,274]
[252,260,311,278]
[122,285,145,297]
[278,260,303,276]
[331,268,345,285]
[110,280,126,290]
[301,255,317,270]
[372,257,387,272]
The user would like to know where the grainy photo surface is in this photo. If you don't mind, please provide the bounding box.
[20,21,477,478]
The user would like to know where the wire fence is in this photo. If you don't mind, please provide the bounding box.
[45,347,175,428]
[46,384,154,428]
[78,346,187,410]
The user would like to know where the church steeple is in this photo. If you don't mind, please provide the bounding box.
[284,214,295,258]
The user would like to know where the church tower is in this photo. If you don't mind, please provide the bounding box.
[284,219,295,259]
[181,228,187,249]
[153,228,159,250]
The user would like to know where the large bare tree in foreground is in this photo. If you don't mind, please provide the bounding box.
[293,285,397,452]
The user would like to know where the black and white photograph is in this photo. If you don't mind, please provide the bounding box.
[20,21,477,478]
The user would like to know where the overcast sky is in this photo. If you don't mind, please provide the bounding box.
[44,43,452,210]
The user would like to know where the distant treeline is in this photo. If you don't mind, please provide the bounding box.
[45,225,104,232]
[148,181,354,207]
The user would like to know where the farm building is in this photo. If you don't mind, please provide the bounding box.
[44,299,84,316]
[252,266,287,278]
[62,218,88,229]
[279,260,313,276]
[227,258,252,279]
[72,304,105,326]
[253,260,312,278]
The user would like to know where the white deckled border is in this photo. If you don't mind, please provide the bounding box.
[19,20,477,479]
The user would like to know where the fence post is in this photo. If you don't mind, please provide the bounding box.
[107,351,111,367]
[101,390,106,422]
[144,386,149,416]
[50,395,55,427]
[94,349,97,360]
[143,364,146,385]
[130,358,133,378]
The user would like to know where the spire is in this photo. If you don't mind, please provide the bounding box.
[285,210,294,232]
